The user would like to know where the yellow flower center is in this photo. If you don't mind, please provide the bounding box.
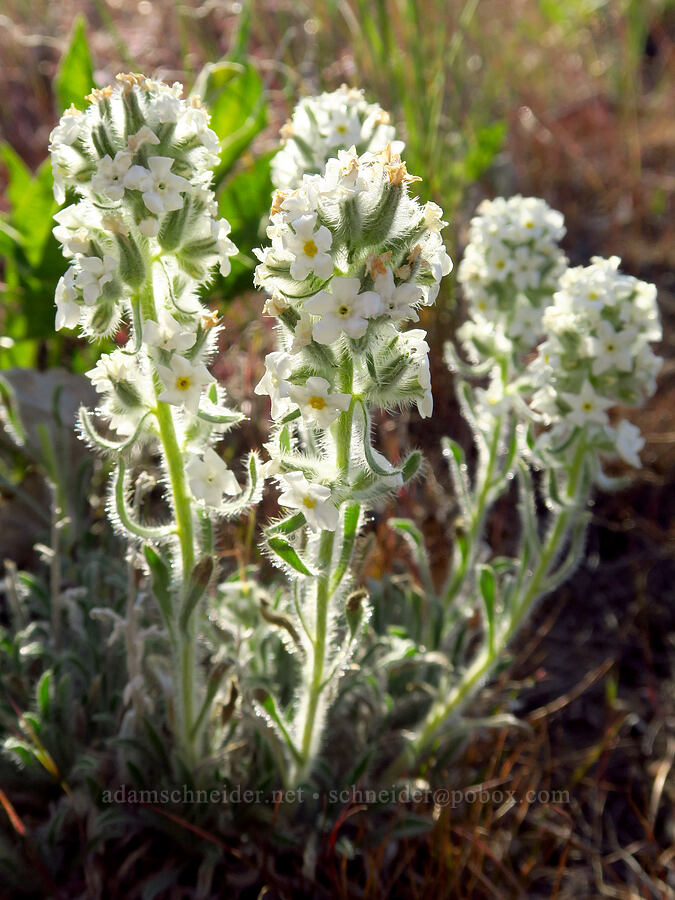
[309,396,326,410]
[303,239,318,258]
[589,290,598,300]
[176,376,192,391]
[338,304,351,317]
[606,343,615,352]
[303,496,317,509]
[496,260,505,269]
[336,124,347,134]
[582,401,594,412]
[525,220,534,228]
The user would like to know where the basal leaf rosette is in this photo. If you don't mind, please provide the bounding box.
[271,85,404,191]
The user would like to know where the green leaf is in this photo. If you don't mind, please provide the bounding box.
[390,517,434,600]
[401,450,422,482]
[144,546,174,635]
[0,373,27,445]
[441,436,471,511]
[192,61,267,186]
[56,16,95,113]
[267,512,306,535]
[179,556,214,630]
[260,694,301,763]
[114,460,172,542]
[463,120,507,181]
[330,502,361,593]
[478,564,496,652]
[0,144,32,211]
[268,536,314,577]
[215,148,273,299]
[0,151,58,267]
[36,670,52,715]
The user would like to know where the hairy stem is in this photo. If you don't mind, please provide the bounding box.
[442,412,504,608]
[381,437,589,784]
[139,279,199,766]
[291,391,355,784]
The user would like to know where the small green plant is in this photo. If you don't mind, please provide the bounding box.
[48,73,262,767]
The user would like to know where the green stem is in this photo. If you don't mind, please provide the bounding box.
[442,413,503,606]
[382,436,589,784]
[139,281,199,766]
[292,390,355,784]
[295,528,336,783]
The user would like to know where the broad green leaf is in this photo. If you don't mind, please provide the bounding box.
[0,144,32,211]
[193,61,267,186]
[218,148,272,243]
[5,157,57,266]
[56,16,95,113]
[463,120,507,181]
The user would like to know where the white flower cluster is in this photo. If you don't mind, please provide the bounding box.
[271,85,403,191]
[457,195,567,360]
[255,144,451,531]
[529,256,662,468]
[50,75,245,510]
[50,74,236,340]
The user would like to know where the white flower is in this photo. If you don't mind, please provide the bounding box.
[126,125,160,153]
[423,201,448,232]
[325,109,362,147]
[402,328,433,418]
[154,92,182,123]
[157,355,215,413]
[53,203,99,257]
[144,309,196,352]
[290,310,314,353]
[254,351,293,419]
[87,348,140,394]
[277,471,339,531]
[560,380,613,428]
[587,320,635,376]
[612,420,645,468]
[283,214,333,281]
[305,276,381,343]
[211,218,237,276]
[55,268,80,330]
[125,157,190,215]
[50,106,84,147]
[187,447,239,506]
[288,376,351,428]
[139,217,160,237]
[91,151,133,201]
[75,254,117,305]
[323,148,370,197]
[373,268,423,321]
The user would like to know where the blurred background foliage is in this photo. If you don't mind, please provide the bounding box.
[1,0,673,372]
